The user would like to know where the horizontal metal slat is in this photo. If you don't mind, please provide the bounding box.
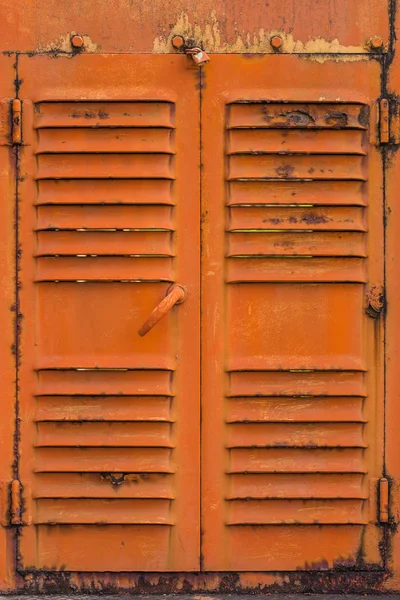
[34,447,174,473]
[37,180,174,205]
[229,448,367,474]
[228,180,366,206]
[34,498,173,525]
[35,102,174,129]
[226,473,368,499]
[36,231,174,257]
[227,396,365,423]
[227,103,367,129]
[226,498,367,525]
[227,231,366,257]
[35,256,173,282]
[227,206,366,232]
[227,128,366,155]
[226,423,366,448]
[37,154,174,180]
[33,472,175,499]
[226,257,367,283]
[37,128,174,154]
[35,395,172,422]
[228,155,366,181]
[228,371,366,398]
[36,422,173,448]
[36,205,174,231]
[36,369,172,397]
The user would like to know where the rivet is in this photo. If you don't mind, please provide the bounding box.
[172,35,185,50]
[370,36,384,50]
[71,34,84,49]
[270,35,283,50]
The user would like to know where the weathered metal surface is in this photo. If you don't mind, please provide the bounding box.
[384,0,400,589]
[0,55,18,592]
[201,55,384,572]
[17,54,200,572]
[0,0,399,594]
[0,0,389,54]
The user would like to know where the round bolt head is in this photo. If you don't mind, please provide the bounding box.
[270,35,283,50]
[370,36,384,49]
[71,34,84,49]
[172,35,185,50]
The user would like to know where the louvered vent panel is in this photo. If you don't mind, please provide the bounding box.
[32,101,177,526]
[225,102,370,526]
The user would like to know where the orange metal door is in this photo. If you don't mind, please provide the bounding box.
[17,54,200,571]
[201,55,385,571]
[15,51,386,576]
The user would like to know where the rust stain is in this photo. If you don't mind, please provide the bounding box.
[36,32,100,54]
[153,11,372,58]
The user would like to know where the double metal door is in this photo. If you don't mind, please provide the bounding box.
[12,53,385,574]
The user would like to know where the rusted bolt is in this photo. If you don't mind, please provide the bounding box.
[270,35,283,50]
[71,34,84,49]
[171,34,185,50]
[369,36,384,50]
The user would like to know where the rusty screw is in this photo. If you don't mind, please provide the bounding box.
[172,35,185,50]
[369,36,384,50]
[71,34,84,49]
[270,35,283,51]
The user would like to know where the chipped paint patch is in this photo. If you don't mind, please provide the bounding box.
[36,32,100,54]
[153,11,374,58]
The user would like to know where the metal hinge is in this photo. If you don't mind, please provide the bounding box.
[379,98,390,144]
[11,98,22,145]
[9,479,22,525]
[379,477,389,523]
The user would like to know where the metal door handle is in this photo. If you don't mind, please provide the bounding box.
[138,284,187,337]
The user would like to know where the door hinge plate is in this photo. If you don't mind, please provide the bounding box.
[11,98,22,145]
[380,98,390,144]
[10,479,22,526]
[379,477,389,523]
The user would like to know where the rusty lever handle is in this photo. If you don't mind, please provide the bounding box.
[138,284,187,337]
